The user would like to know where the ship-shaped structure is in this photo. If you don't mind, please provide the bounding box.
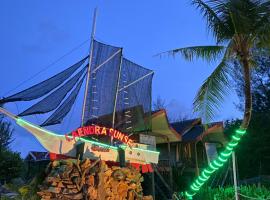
[0,9,159,171]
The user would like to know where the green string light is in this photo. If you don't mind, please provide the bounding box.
[218,156,227,162]
[209,163,218,170]
[16,118,160,153]
[183,128,246,199]
[204,168,214,174]
[232,135,240,141]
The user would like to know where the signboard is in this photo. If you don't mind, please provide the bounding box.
[205,143,218,164]
[139,134,156,147]
[65,125,134,146]
[125,148,146,163]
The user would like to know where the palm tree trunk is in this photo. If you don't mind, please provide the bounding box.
[241,57,252,129]
[231,55,251,200]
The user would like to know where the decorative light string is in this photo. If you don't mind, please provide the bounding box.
[16,117,160,154]
[184,128,247,199]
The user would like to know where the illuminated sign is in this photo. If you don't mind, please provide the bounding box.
[65,125,134,146]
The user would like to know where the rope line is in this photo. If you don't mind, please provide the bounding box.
[1,39,90,97]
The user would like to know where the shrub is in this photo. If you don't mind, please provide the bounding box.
[0,149,23,183]
[195,185,270,200]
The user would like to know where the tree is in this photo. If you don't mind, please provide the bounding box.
[225,116,270,179]
[0,116,13,152]
[234,52,270,112]
[152,96,190,122]
[0,107,23,183]
[228,54,270,179]
[161,0,270,130]
[152,96,167,111]
[0,149,23,183]
[158,0,270,197]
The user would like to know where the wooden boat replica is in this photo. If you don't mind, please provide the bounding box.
[0,9,159,173]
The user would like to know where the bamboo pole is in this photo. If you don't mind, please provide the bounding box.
[111,51,123,143]
[81,8,97,126]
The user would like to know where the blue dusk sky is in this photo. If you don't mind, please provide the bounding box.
[0,1,241,157]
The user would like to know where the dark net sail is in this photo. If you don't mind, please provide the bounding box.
[84,40,153,134]
[19,66,87,116]
[0,56,88,103]
[41,75,85,127]
[1,38,153,132]
[83,40,122,126]
[115,58,153,133]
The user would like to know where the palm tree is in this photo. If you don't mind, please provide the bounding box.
[163,0,270,130]
[159,0,270,198]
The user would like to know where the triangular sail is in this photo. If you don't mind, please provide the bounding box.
[41,75,85,127]
[19,66,87,116]
[0,56,88,103]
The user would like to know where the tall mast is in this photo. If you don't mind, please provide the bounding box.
[81,8,98,126]
[112,52,123,129]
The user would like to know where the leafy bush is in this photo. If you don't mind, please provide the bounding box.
[0,149,23,183]
[2,173,44,200]
[195,185,270,200]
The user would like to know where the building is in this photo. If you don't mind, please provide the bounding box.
[149,109,227,194]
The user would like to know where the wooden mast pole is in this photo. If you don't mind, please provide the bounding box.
[111,51,123,146]
[81,8,98,126]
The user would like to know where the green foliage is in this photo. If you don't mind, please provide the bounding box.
[224,119,242,138]
[164,46,225,62]
[0,110,24,184]
[225,115,270,179]
[0,196,16,200]
[159,0,270,123]
[1,171,45,200]
[172,1,270,198]
[18,174,44,200]
[0,149,23,183]
[194,59,231,122]
[23,160,49,181]
[234,52,270,112]
[0,117,13,151]
[238,115,270,179]
[196,185,270,200]
[226,55,270,179]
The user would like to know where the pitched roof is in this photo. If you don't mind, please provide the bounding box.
[170,119,225,143]
[203,122,226,145]
[151,109,181,143]
[181,125,204,142]
[145,109,225,144]
[170,118,201,134]
[151,109,162,115]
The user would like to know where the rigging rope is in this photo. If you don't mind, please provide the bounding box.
[1,39,90,97]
